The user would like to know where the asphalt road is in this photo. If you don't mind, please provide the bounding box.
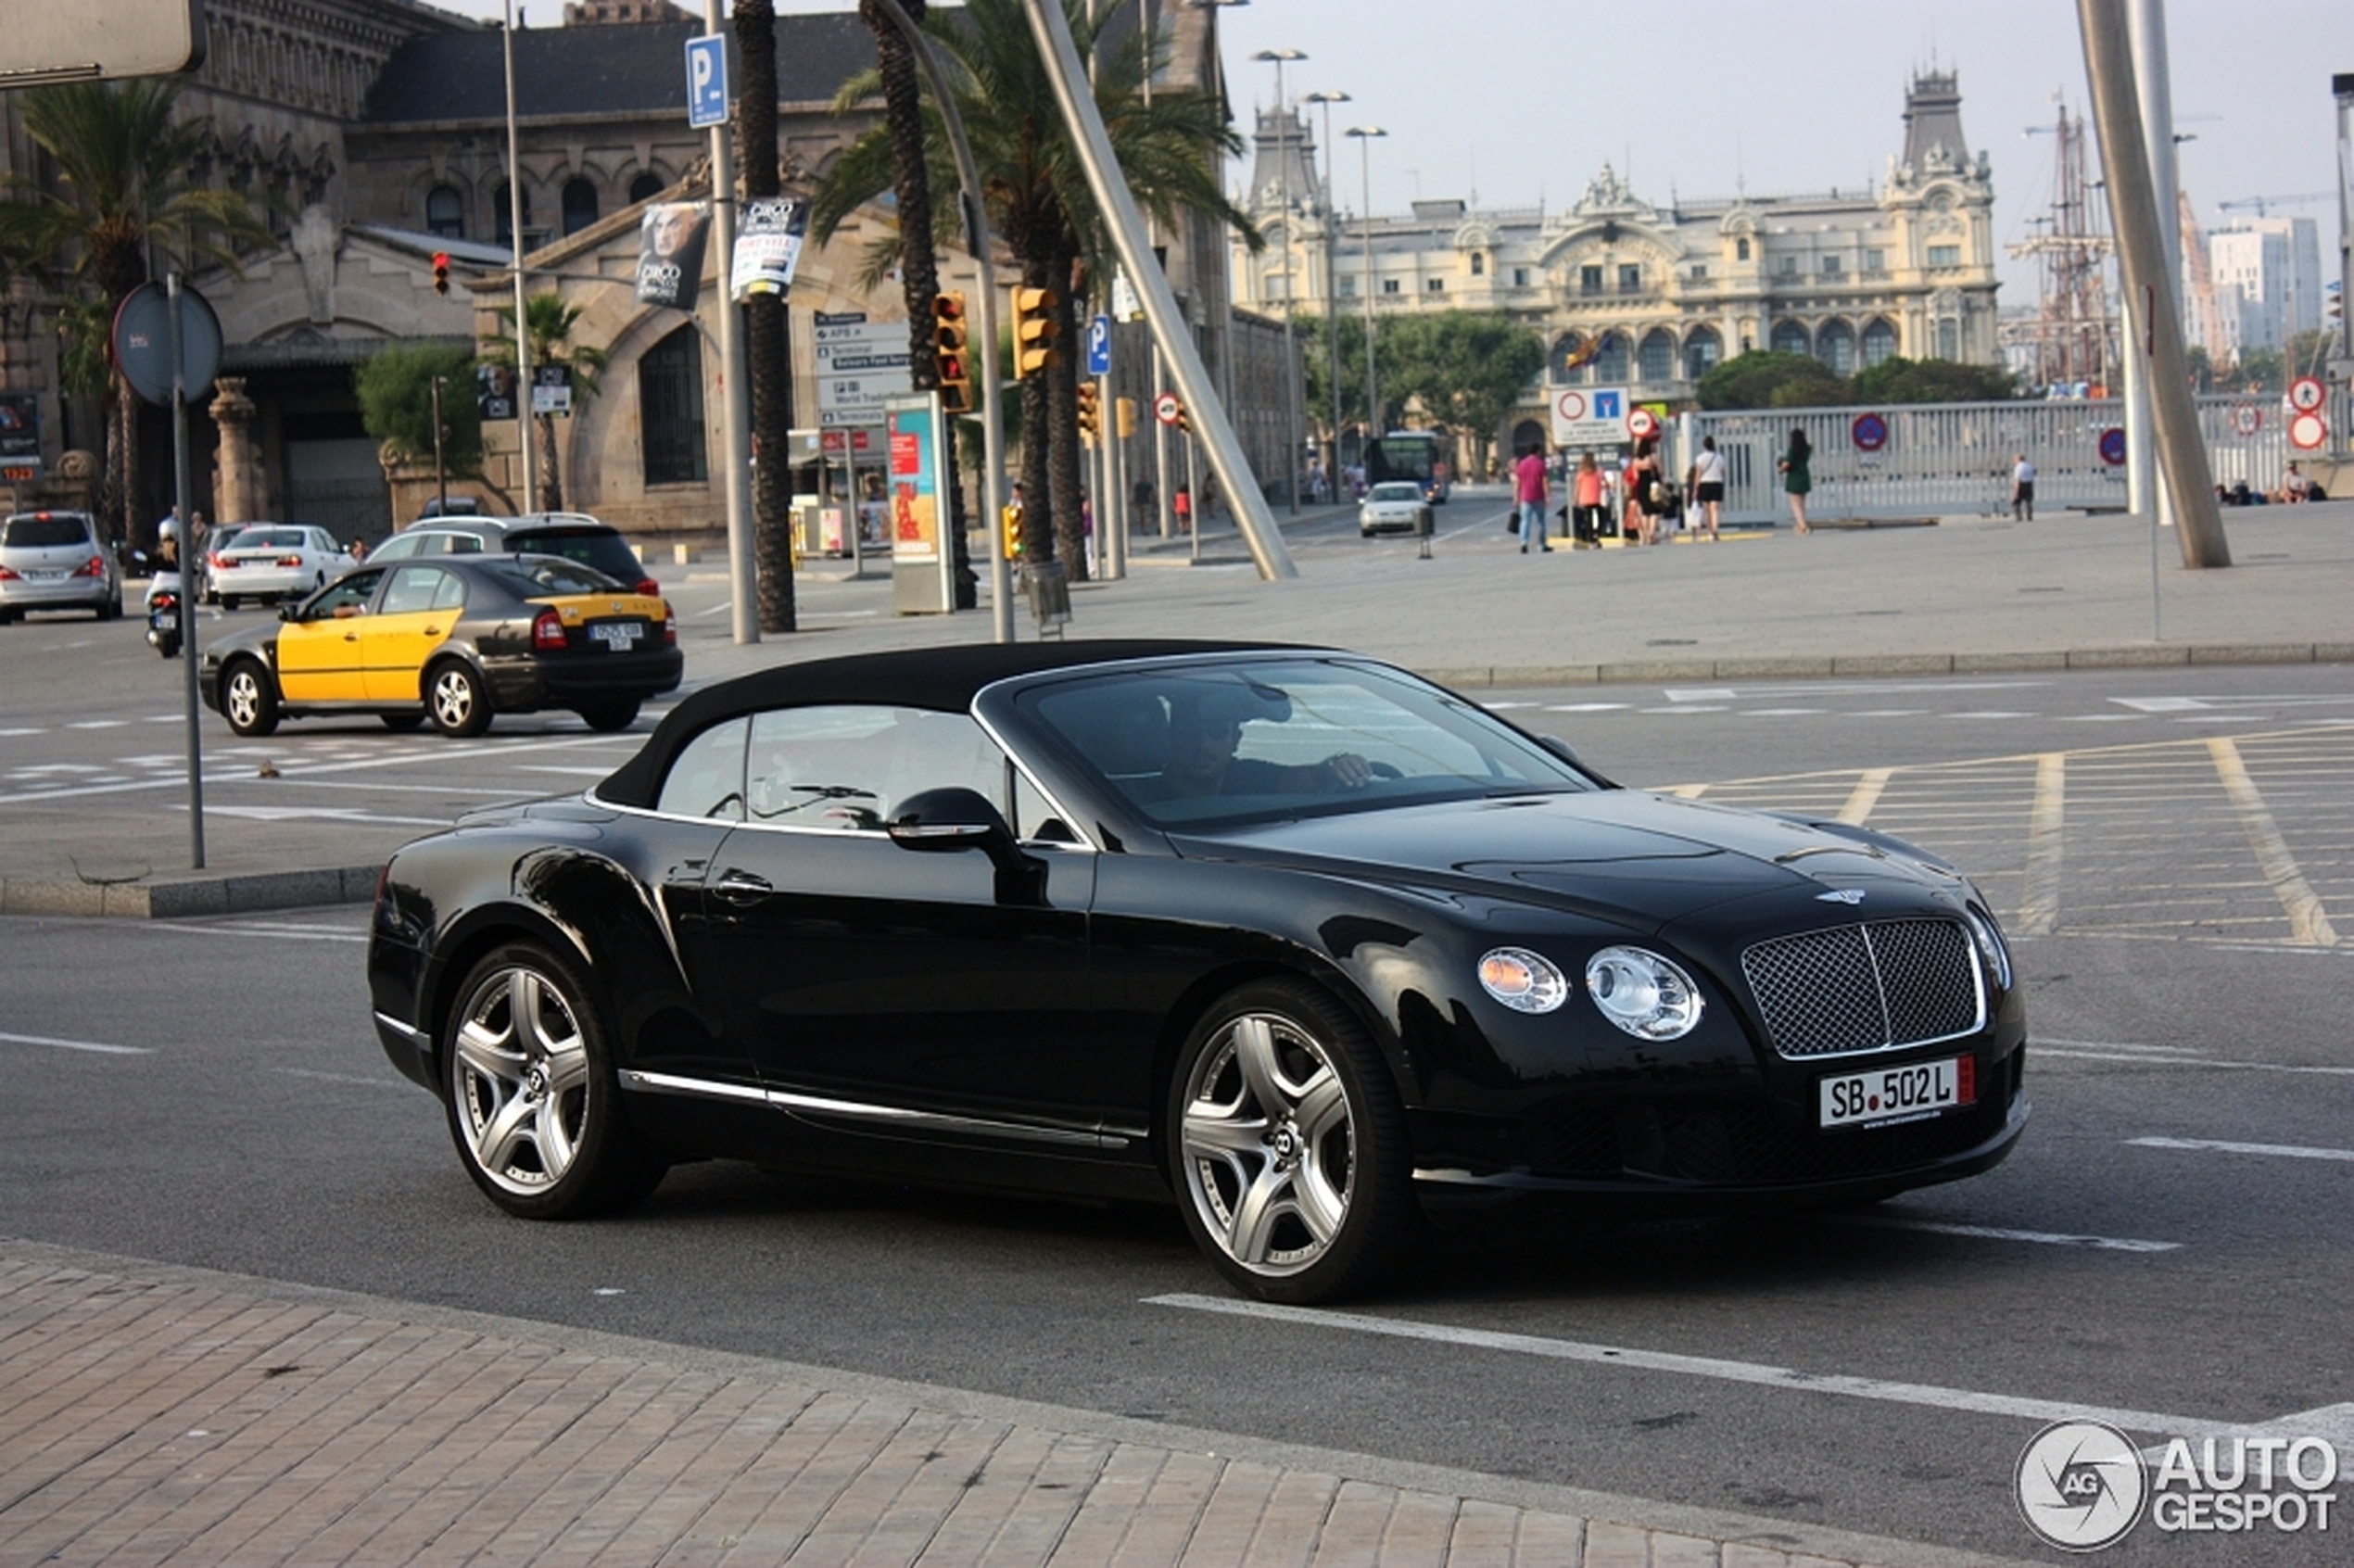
[3,662,2350,1564]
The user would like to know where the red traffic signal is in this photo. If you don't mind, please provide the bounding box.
[432,251,451,295]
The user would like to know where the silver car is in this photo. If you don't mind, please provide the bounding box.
[1359,481,1434,538]
[0,511,121,622]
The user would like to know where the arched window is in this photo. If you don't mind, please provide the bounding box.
[493,181,532,245]
[1862,318,1899,368]
[1469,252,1486,275]
[425,184,463,239]
[1769,319,1811,357]
[628,171,664,204]
[640,325,708,487]
[1638,328,1676,383]
[1683,325,1723,381]
[562,177,599,236]
[1818,320,1856,376]
[1592,331,1630,383]
[1550,333,1588,384]
[1735,237,1751,261]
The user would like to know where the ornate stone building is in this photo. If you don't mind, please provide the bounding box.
[1236,71,2002,449]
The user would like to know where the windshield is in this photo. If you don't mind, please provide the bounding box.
[1020,658,1591,829]
[1367,484,1422,502]
[486,554,629,597]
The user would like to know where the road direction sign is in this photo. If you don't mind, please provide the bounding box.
[1851,411,1889,451]
[1154,392,1182,426]
[1626,406,1660,441]
[685,35,729,129]
[1086,315,1112,376]
[2288,411,2328,451]
[2287,375,2326,414]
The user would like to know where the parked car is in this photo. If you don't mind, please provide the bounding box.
[0,510,121,622]
[209,524,358,608]
[1359,481,1434,538]
[196,523,250,605]
[201,553,680,738]
[365,642,2026,1304]
[371,512,658,596]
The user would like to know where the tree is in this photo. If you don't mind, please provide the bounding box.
[1850,356,2016,404]
[735,0,796,632]
[355,343,485,478]
[0,78,272,547]
[1362,312,1543,472]
[482,294,606,512]
[1695,350,1848,411]
[1298,311,1372,437]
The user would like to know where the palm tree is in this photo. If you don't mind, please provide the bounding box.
[483,293,607,512]
[0,78,272,547]
[814,0,1254,579]
[734,0,796,634]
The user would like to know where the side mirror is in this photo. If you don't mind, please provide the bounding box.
[278,604,298,623]
[887,787,1044,904]
[1538,733,1614,786]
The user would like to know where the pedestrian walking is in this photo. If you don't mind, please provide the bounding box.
[1173,484,1192,535]
[1687,436,1727,542]
[1624,437,1663,546]
[1571,453,1604,547]
[1779,428,1813,536]
[2011,453,2036,521]
[1513,446,1551,553]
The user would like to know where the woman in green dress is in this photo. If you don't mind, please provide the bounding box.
[1778,428,1813,536]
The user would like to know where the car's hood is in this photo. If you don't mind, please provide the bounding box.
[1170,788,1961,931]
[200,621,279,665]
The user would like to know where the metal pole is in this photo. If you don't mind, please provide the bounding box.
[1264,52,1302,515]
[168,273,205,870]
[501,0,536,513]
[871,0,1014,638]
[2335,74,2354,376]
[703,0,758,644]
[431,374,448,515]
[1351,128,1385,445]
[2128,0,2181,532]
[1152,341,1171,537]
[1027,0,1295,577]
[1308,92,1348,497]
[2077,0,2229,567]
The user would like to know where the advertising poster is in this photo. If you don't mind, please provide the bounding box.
[886,397,939,563]
[0,393,39,482]
[531,364,573,417]
[731,197,808,300]
[477,362,518,422]
[633,201,711,310]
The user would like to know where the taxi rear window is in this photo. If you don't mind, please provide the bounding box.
[484,554,626,598]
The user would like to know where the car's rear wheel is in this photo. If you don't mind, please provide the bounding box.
[98,595,122,621]
[576,699,639,733]
[426,660,492,737]
[221,594,240,611]
[221,658,279,737]
[380,712,425,732]
[1169,979,1418,1303]
[442,942,665,1220]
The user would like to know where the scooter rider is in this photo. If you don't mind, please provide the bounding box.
[146,516,186,657]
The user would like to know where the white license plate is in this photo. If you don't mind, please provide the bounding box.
[590,622,640,649]
[29,568,66,581]
[1818,1055,1975,1131]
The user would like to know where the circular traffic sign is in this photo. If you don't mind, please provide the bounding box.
[111,282,222,408]
[2288,411,2329,451]
[2287,375,2326,414]
[1851,411,1889,452]
[2097,426,2128,466]
[2231,402,2263,437]
[1626,407,1660,440]
[1553,389,1588,422]
[1153,391,1182,426]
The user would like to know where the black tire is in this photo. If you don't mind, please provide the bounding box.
[221,594,240,611]
[426,659,492,738]
[1168,978,1419,1304]
[98,596,123,621]
[380,712,426,732]
[221,657,280,737]
[441,942,665,1220]
[154,635,181,660]
[576,699,640,733]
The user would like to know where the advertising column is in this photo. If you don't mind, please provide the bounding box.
[885,391,955,613]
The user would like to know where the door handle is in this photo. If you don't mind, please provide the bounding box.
[423,625,441,635]
[710,869,773,905]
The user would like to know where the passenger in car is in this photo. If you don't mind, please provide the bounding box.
[1132,692,1373,803]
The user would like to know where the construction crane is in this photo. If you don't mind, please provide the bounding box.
[2217,193,2334,216]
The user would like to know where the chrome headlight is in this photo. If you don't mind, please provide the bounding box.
[1478,947,1570,1013]
[1963,906,2013,992]
[1585,946,1703,1040]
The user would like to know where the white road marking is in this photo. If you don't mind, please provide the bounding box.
[0,727,42,737]
[1146,1294,2257,1438]
[513,765,621,777]
[67,720,130,729]
[1544,702,1629,713]
[2130,1136,2354,1162]
[275,1067,405,1088]
[1665,688,1736,702]
[1742,708,1827,717]
[190,804,454,828]
[0,1030,153,1056]
[2018,752,2066,936]
[1837,1216,2180,1252]
[143,922,368,944]
[1945,711,2036,720]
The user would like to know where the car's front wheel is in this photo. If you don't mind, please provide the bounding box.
[1169,979,1418,1303]
[221,658,279,737]
[442,943,666,1220]
[426,660,492,737]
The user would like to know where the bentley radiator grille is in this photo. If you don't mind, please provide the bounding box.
[1740,918,1982,1059]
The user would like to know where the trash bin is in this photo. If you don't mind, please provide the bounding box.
[1022,559,1071,639]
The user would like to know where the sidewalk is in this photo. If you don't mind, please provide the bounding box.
[0,1241,2035,1568]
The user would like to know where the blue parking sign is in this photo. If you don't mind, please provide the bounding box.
[685,35,729,129]
[1085,315,1112,376]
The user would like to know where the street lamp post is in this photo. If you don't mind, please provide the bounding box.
[1304,88,1348,492]
[1254,47,1305,515]
[500,0,535,512]
[1346,126,1386,449]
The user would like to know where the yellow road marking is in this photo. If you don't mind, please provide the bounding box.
[1837,767,1892,826]
[2207,738,2339,948]
[2017,753,2066,936]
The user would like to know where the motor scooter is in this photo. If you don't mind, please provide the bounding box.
[146,569,184,659]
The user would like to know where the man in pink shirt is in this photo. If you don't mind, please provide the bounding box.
[1514,448,1551,553]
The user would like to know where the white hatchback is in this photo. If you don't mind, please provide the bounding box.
[209,525,359,607]
[1359,482,1433,538]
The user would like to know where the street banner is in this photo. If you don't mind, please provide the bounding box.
[732,197,808,301]
[477,362,517,422]
[531,364,573,418]
[634,201,711,310]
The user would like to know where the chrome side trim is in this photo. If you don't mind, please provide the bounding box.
[618,1069,1124,1149]
[373,1010,431,1049]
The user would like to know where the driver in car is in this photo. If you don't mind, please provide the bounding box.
[1144,690,1374,801]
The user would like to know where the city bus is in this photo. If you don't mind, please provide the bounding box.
[1363,430,1454,503]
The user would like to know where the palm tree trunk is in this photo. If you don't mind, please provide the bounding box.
[112,380,140,550]
[536,412,563,511]
[737,0,798,634]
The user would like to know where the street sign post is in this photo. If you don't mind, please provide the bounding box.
[1549,387,1627,449]
[684,35,728,128]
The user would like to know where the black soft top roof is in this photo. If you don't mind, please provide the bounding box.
[595,639,1315,808]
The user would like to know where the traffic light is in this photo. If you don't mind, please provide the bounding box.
[1012,285,1059,377]
[932,291,972,414]
[1075,382,1099,444]
[1173,399,1192,435]
[1115,396,1137,439]
[432,251,450,295]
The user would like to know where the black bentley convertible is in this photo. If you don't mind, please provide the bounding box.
[368,641,2026,1302]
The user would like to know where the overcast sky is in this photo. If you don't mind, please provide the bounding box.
[440,1,2348,299]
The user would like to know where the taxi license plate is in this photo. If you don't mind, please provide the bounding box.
[1819,1055,1974,1131]
[590,622,640,650]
